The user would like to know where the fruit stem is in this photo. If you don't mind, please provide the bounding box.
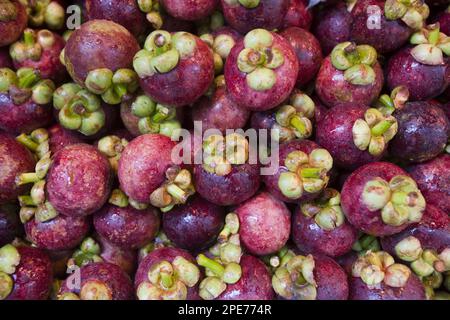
[16,172,40,185]
[160,272,174,289]
[300,167,323,179]
[371,120,394,136]
[166,184,186,202]
[378,94,395,114]
[16,133,39,151]
[289,115,308,136]
[428,24,440,46]
[23,29,35,46]
[197,254,225,278]
[18,70,39,89]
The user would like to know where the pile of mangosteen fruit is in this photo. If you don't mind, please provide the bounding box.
[0,0,449,301]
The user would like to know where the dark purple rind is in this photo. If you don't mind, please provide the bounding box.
[314,255,349,300]
[161,0,217,21]
[0,0,27,47]
[0,203,22,246]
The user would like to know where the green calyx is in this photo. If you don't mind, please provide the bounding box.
[129,95,180,138]
[54,83,105,136]
[352,108,398,156]
[0,244,20,275]
[300,188,345,231]
[108,188,129,208]
[362,175,426,227]
[98,135,128,172]
[272,254,317,300]
[202,133,249,176]
[238,29,283,91]
[274,95,314,142]
[375,86,410,115]
[24,0,64,29]
[137,257,200,300]
[198,221,243,300]
[0,271,13,300]
[213,34,236,60]
[134,31,197,78]
[0,67,55,105]
[278,148,333,200]
[149,167,195,211]
[352,251,412,288]
[85,68,139,105]
[384,0,429,30]
[10,29,49,63]
[139,232,172,261]
[0,0,17,22]
[352,234,380,253]
[331,42,378,86]
[410,24,449,66]
[137,0,163,29]
[16,127,50,159]
[69,237,103,268]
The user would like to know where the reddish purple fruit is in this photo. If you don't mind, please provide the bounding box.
[96,235,137,276]
[235,192,291,256]
[0,48,13,68]
[162,196,224,252]
[225,29,299,111]
[10,29,66,83]
[280,27,323,87]
[389,101,449,163]
[24,214,90,251]
[316,103,397,169]
[315,42,384,108]
[0,204,22,246]
[94,204,160,250]
[191,84,250,134]
[407,154,450,214]
[46,144,112,217]
[161,0,217,21]
[292,189,358,258]
[341,162,426,236]
[0,244,53,300]
[47,124,83,155]
[349,251,425,300]
[218,255,274,300]
[220,0,289,34]
[272,253,349,300]
[135,31,214,107]
[84,0,148,38]
[0,133,36,204]
[59,262,134,300]
[135,247,201,300]
[0,0,28,47]
[263,139,333,203]
[281,0,312,30]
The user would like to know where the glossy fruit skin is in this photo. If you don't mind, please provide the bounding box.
[407,154,450,214]
[47,124,83,155]
[0,133,36,204]
[64,19,139,85]
[0,47,13,68]
[191,85,250,134]
[118,134,176,203]
[312,2,352,55]
[96,235,137,276]
[316,103,382,170]
[60,262,134,300]
[94,204,160,250]
[0,94,54,134]
[281,0,312,30]
[139,35,214,107]
[315,57,384,108]
[235,192,290,256]
[25,215,90,251]
[221,0,289,34]
[160,13,195,33]
[436,10,450,36]
[313,255,349,300]
[263,139,329,203]
[341,162,414,236]
[225,32,299,111]
[349,0,411,54]
[161,0,217,21]
[280,27,323,87]
[218,255,274,300]
[0,0,27,47]
[85,0,147,38]
[0,203,22,246]
[387,47,450,101]
[349,272,425,300]
[6,246,53,300]
[46,144,112,217]
[194,161,260,206]
[389,102,449,163]
[135,247,200,300]
[292,207,358,258]
[12,31,66,83]
[162,196,224,252]
[381,205,450,256]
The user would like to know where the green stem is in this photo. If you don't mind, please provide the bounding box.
[16,172,40,185]
[160,272,174,289]
[378,94,395,114]
[371,120,394,136]
[300,167,324,179]
[18,70,39,89]
[289,115,308,136]
[18,195,35,206]
[23,30,35,46]
[16,133,38,151]
[197,254,225,278]
[166,184,186,202]
[428,25,440,46]
[113,84,127,99]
